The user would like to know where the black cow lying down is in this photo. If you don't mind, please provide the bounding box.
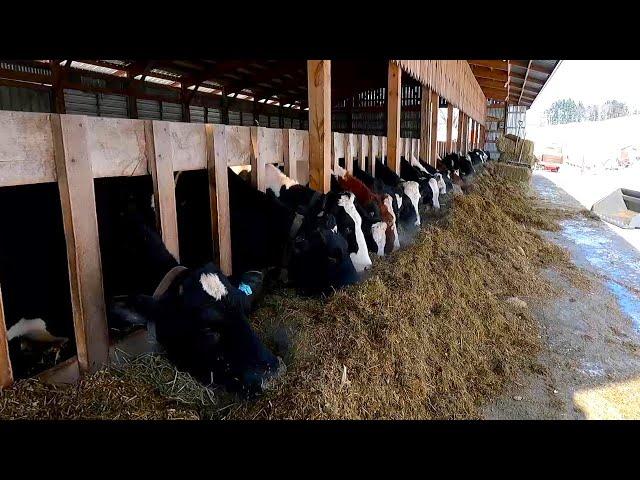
[101,182,282,397]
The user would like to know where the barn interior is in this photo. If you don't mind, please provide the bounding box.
[0,59,559,387]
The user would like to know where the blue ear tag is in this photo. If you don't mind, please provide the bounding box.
[238,282,253,296]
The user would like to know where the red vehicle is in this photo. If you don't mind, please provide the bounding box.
[537,145,563,172]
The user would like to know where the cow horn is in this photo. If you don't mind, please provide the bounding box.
[153,265,189,300]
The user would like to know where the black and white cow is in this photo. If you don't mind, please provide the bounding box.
[418,158,454,194]
[264,164,372,273]
[95,177,282,396]
[400,158,440,209]
[0,183,75,379]
[228,168,359,294]
[373,160,423,228]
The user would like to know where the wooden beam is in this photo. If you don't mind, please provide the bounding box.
[457,110,465,153]
[461,113,469,153]
[518,60,533,106]
[49,61,66,114]
[148,121,181,261]
[445,103,453,153]
[207,124,233,276]
[386,62,402,174]
[477,77,508,90]
[470,65,508,82]
[307,60,331,193]
[482,87,508,100]
[468,60,509,71]
[0,284,12,388]
[429,90,438,166]
[51,114,109,374]
[419,85,430,161]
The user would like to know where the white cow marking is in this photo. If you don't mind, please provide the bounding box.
[338,193,372,272]
[383,195,401,251]
[395,193,402,209]
[265,164,298,197]
[434,173,446,194]
[429,178,440,209]
[200,273,228,300]
[333,164,347,178]
[371,221,387,257]
[402,181,421,227]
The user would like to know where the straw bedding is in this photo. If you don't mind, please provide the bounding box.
[0,164,591,420]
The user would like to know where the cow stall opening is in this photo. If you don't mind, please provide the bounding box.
[0,60,492,393]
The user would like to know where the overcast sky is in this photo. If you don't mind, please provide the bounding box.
[527,60,640,124]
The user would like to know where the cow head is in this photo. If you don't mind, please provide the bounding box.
[399,181,421,227]
[324,192,372,273]
[117,263,283,397]
[287,213,360,293]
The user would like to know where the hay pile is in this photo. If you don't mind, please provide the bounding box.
[224,164,586,419]
[0,358,201,420]
[497,134,536,167]
[0,165,589,420]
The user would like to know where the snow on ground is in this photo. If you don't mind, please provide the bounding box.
[535,164,640,253]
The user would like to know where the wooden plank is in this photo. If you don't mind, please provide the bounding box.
[457,110,465,153]
[386,61,402,174]
[148,121,180,261]
[287,129,308,183]
[420,86,430,162]
[225,126,252,167]
[344,133,354,173]
[0,111,56,187]
[0,284,12,388]
[250,127,266,191]
[307,60,331,193]
[85,117,150,178]
[461,113,469,153]
[368,135,379,176]
[332,132,345,170]
[282,129,295,181]
[160,121,207,172]
[468,60,509,71]
[357,134,367,171]
[51,114,109,375]
[381,136,387,163]
[429,91,438,166]
[207,124,233,276]
[445,103,453,153]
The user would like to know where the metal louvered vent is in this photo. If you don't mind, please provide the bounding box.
[207,108,222,124]
[0,86,51,113]
[64,89,98,116]
[98,93,128,118]
[161,102,182,122]
[136,99,161,120]
[269,116,279,128]
[189,105,205,123]
[241,112,254,126]
[228,111,241,126]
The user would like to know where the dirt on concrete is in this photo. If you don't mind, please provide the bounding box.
[483,173,640,420]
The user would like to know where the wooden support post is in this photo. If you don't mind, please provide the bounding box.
[461,113,469,153]
[207,124,232,276]
[457,110,465,153]
[358,134,366,171]
[470,119,475,149]
[420,86,430,162]
[181,85,191,123]
[386,61,402,174]
[250,126,267,192]
[344,133,354,173]
[429,91,438,167]
[51,114,109,375]
[49,60,67,114]
[307,60,331,193]
[282,128,297,181]
[445,102,453,153]
[148,121,180,261]
[367,134,376,175]
[0,284,12,388]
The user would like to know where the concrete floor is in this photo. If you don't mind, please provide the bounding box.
[483,173,640,419]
